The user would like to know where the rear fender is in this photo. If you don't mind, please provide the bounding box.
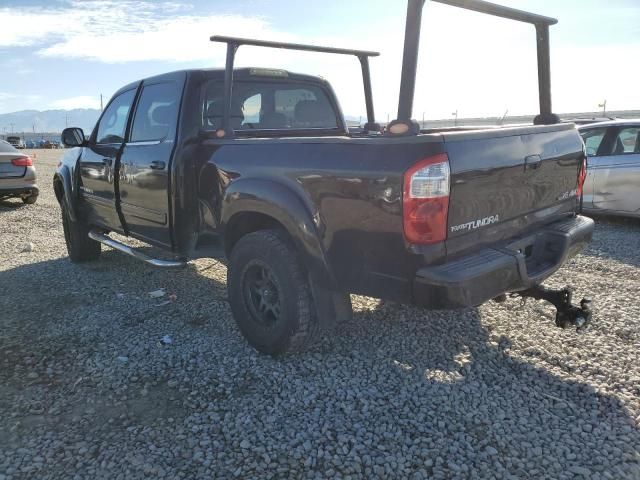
[222,178,330,283]
[221,178,348,327]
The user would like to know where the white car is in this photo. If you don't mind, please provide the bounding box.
[579,120,640,218]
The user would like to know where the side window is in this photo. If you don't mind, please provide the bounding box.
[581,128,607,157]
[242,94,261,125]
[609,127,640,155]
[96,89,136,144]
[130,82,180,143]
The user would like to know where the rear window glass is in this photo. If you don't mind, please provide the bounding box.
[131,82,180,143]
[202,80,338,131]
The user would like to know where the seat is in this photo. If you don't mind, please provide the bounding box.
[205,102,244,130]
[613,137,625,155]
[148,105,172,140]
[260,111,288,129]
[293,100,336,128]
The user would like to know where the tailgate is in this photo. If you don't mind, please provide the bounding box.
[443,124,584,252]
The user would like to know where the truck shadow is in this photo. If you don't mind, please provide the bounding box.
[1,252,638,477]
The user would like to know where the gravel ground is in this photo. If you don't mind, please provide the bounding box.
[1,150,639,479]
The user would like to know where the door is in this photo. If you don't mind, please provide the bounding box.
[589,125,640,215]
[118,80,181,247]
[79,88,137,230]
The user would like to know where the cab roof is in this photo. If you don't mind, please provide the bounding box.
[114,68,328,97]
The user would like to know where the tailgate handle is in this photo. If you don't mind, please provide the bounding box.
[525,154,542,170]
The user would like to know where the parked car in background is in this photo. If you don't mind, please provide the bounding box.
[564,117,614,126]
[579,120,640,218]
[0,140,38,204]
[6,136,25,149]
[40,140,59,149]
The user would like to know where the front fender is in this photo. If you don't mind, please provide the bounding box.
[54,165,78,222]
[221,178,333,288]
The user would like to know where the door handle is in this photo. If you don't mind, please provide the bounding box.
[102,158,112,166]
[149,160,166,170]
[525,154,542,170]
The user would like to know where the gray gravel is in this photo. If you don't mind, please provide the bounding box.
[1,150,639,479]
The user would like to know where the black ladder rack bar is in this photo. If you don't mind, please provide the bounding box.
[210,36,380,135]
[433,0,557,26]
[211,36,380,58]
[397,0,559,127]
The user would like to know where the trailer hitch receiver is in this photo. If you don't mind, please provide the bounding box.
[515,285,592,331]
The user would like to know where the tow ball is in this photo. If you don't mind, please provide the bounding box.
[512,285,593,331]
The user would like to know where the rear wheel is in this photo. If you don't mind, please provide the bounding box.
[227,229,321,355]
[22,195,38,205]
[61,204,100,262]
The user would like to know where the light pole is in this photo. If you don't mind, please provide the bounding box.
[598,100,607,117]
[422,111,425,128]
[452,110,458,127]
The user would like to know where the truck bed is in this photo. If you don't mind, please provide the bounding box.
[197,123,584,303]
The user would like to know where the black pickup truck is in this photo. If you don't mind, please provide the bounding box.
[55,0,594,355]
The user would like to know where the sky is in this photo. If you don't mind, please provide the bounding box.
[0,0,639,120]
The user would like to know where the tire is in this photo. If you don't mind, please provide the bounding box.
[61,204,100,262]
[22,195,38,205]
[227,229,321,355]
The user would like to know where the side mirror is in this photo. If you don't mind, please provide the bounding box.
[61,127,86,147]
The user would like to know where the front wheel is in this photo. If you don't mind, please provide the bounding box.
[227,229,321,355]
[61,204,100,262]
[22,195,38,205]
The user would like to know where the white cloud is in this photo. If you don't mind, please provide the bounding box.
[0,1,293,63]
[49,95,101,110]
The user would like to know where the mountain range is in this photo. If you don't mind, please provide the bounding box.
[0,109,101,135]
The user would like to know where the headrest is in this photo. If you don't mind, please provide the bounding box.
[151,105,172,125]
[260,111,287,129]
[294,100,335,126]
[205,101,244,129]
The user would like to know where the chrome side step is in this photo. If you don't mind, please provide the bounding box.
[88,230,186,269]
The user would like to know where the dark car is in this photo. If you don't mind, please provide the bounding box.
[6,135,25,149]
[54,0,593,355]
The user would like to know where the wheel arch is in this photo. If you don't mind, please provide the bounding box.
[53,165,78,222]
[221,178,332,285]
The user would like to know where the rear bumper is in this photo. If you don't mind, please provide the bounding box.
[413,215,594,308]
[0,186,39,198]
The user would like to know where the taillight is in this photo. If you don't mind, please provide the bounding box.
[403,153,450,244]
[577,156,587,197]
[11,156,33,167]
